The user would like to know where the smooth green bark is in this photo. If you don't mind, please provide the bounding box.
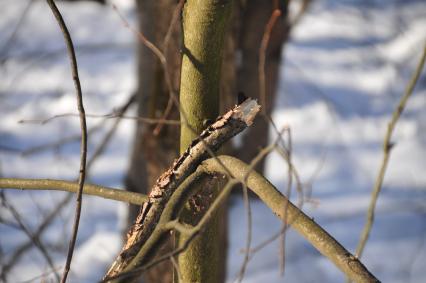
[179,0,232,148]
[178,0,232,282]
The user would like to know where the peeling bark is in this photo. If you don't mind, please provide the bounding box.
[105,99,260,282]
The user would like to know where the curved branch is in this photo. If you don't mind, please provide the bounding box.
[45,0,88,282]
[201,156,380,283]
[104,155,379,283]
[0,178,147,205]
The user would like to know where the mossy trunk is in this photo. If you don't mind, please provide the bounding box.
[178,0,232,282]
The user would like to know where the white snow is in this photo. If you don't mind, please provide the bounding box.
[1,0,425,282]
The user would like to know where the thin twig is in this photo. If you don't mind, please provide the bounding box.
[0,193,60,281]
[111,4,183,135]
[153,0,185,136]
[256,7,305,203]
[1,93,134,277]
[236,183,252,282]
[3,41,130,62]
[355,46,426,259]
[0,194,71,280]
[162,0,184,53]
[18,266,63,283]
[280,127,292,276]
[274,145,304,206]
[169,255,183,282]
[45,1,88,282]
[18,112,180,126]
[255,0,312,194]
[258,9,281,113]
[235,130,287,282]
[112,4,165,65]
[86,95,136,172]
[21,94,135,156]
[112,3,216,158]
[21,122,103,156]
[0,0,36,64]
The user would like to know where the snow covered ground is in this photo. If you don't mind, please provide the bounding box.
[1,0,425,282]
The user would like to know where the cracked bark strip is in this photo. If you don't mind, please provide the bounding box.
[104,98,260,279]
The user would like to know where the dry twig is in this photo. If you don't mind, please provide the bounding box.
[86,95,136,173]
[111,4,182,135]
[280,127,292,276]
[45,1,88,282]
[258,9,282,113]
[355,46,426,259]
[235,129,288,282]
[18,111,179,126]
[104,99,260,282]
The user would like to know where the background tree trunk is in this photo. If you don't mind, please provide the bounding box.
[125,1,181,282]
[235,0,290,173]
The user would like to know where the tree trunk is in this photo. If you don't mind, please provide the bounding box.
[177,1,232,282]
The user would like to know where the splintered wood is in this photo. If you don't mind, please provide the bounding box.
[104,98,260,281]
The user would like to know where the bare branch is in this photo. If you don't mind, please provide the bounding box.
[104,99,260,282]
[102,152,379,283]
[112,4,165,65]
[0,178,148,205]
[45,1,88,281]
[204,156,380,283]
[355,45,426,259]
[103,97,377,282]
